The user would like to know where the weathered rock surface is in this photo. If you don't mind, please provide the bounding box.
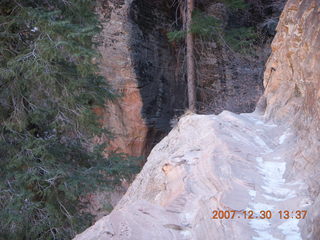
[96,0,187,158]
[75,110,312,240]
[75,0,320,239]
[128,0,187,155]
[261,0,320,238]
[97,0,285,158]
[196,0,286,114]
[96,0,149,157]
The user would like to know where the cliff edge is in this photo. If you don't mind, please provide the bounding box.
[74,0,320,239]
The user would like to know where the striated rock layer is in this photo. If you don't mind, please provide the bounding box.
[259,0,320,238]
[75,111,312,240]
[75,0,320,239]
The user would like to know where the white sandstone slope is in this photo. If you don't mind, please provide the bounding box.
[74,111,311,240]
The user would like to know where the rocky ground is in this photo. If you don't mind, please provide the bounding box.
[73,111,311,240]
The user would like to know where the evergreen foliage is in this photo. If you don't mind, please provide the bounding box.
[221,0,247,10]
[167,0,249,43]
[190,10,221,37]
[0,0,139,239]
[167,10,220,42]
[167,1,257,54]
[224,27,257,54]
[167,30,186,43]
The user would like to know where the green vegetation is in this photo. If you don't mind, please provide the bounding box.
[224,27,258,54]
[167,1,257,54]
[167,30,186,42]
[167,10,221,42]
[190,10,221,37]
[0,0,139,239]
[221,0,247,10]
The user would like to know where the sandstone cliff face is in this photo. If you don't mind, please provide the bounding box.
[96,0,148,157]
[128,0,187,155]
[98,0,284,158]
[196,0,286,114]
[260,0,320,238]
[76,0,320,239]
[262,0,320,126]
[76,111,312,240]
[97,0,187,158]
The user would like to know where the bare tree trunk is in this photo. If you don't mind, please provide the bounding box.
[186,0,196,111]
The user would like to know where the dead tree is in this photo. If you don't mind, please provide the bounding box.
[186,0,196,111]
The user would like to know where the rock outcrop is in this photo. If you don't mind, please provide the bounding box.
[196,0,286,114]
[260,0,320,238]
[96,0,149,157]
[75,0,320,239]
[96,0,186,158]
[75,111,312,239]
[97,0,285,158]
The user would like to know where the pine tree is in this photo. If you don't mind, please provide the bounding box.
[167,0,252,112]
[167,0,223,112]
[0,0,139,239]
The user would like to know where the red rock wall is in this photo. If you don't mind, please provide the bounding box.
[96,0,188,158]
[96,1,149,157]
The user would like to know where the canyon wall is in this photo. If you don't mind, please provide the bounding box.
[96,0,148,157]
[98,0,283,158]
[261,0,320,148]
[96,0,186,158]
[128,0,187,155]
[75,0,320,239]
[196,1,284,114]
[259,0,320,237]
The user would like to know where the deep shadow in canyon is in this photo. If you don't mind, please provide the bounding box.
[129,0,187,156]
[128,0,286,157]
